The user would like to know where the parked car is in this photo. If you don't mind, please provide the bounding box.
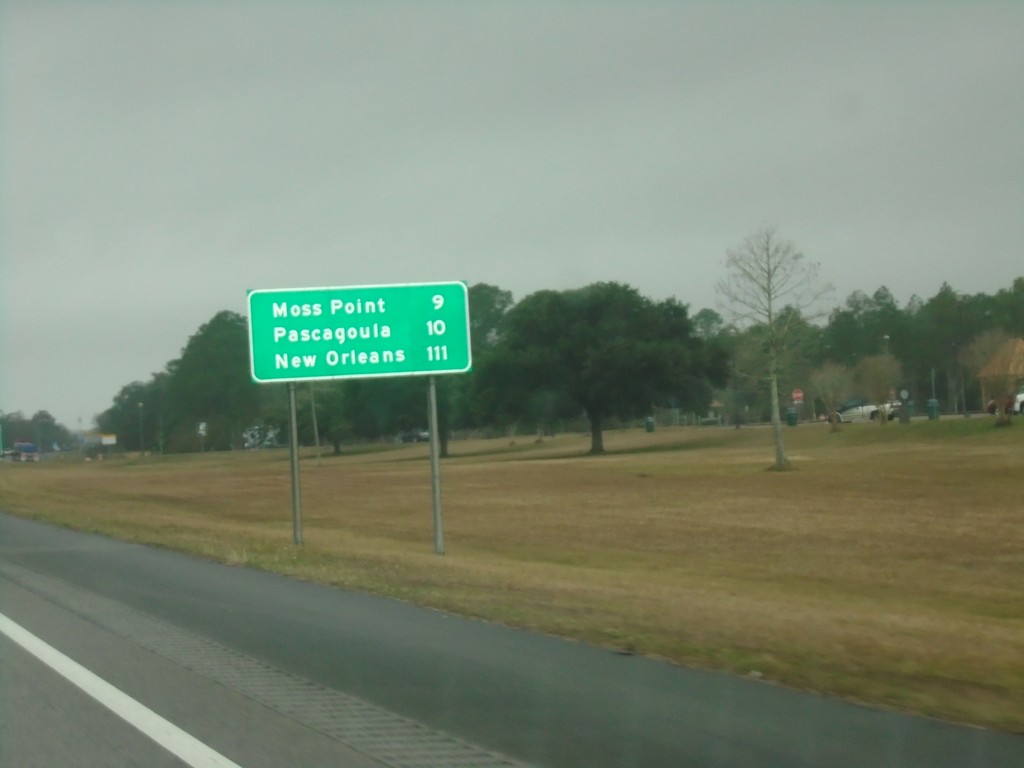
[398,429,430,443]
[832,397,900,423]
[990,385,1024,416]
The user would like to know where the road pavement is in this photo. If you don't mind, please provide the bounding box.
[1,512,1021,767]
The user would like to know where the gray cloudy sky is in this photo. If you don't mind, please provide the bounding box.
[2,2,1022,430]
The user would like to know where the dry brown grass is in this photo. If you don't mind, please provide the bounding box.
[2,419,1022,731]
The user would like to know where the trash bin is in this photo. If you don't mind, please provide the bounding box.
[644,416,655,433]
[899,402,911,424]
[926,398,940,420]
[786,406,798,427]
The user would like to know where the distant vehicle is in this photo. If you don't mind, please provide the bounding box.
[989,385,1024,416]
[243,424,280,449]
[11,441,41,462]
[399,429,430,443]
[832,397,899,423]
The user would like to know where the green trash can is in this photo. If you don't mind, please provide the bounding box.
[786,406,798,427]
[644,416,655,433]
[926,398,940,420]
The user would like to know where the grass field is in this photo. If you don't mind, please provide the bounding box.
[2,418,1022,732]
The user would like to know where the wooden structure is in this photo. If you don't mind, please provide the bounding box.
[978,337,1024,404]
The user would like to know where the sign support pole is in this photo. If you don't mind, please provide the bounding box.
[288,382,303,546]
[309,383,322,467]
[428,376,444,555]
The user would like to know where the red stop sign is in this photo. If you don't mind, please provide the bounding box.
[792,389,804,404]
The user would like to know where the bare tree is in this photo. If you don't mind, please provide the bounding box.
[960,329,1010,377]
[810,362,853,432]
[717,226,832,469]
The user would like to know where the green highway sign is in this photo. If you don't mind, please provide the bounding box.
[247,281,471,383]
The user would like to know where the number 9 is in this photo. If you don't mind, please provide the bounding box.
[432,295,444,310]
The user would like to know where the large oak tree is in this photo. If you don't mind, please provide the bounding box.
[478,282,716,454]
[165,310,261,450]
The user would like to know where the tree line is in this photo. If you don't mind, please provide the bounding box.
[0,409,72,452]
[13,234,1020,457]
[710,227,1021,468]
[85,272,1022,457]
[90,282,724,456]
[717,276,1024,428]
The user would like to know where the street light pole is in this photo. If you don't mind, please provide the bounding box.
[137,402,144,456]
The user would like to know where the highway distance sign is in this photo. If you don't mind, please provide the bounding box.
[247,281,471,384]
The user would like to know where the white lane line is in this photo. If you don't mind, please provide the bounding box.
[0,611,243,768]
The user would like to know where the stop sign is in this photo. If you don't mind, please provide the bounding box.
[792,388,804,404]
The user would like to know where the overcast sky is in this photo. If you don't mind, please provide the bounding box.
[2,2,1021,430]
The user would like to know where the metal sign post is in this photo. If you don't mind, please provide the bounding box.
[427,377,444,555]
[288,382,303,546]
[309,383,322,467]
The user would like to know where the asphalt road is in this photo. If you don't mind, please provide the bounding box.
[1,617,189,768]
[1,512,1021,768]
[1,571,383,768]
